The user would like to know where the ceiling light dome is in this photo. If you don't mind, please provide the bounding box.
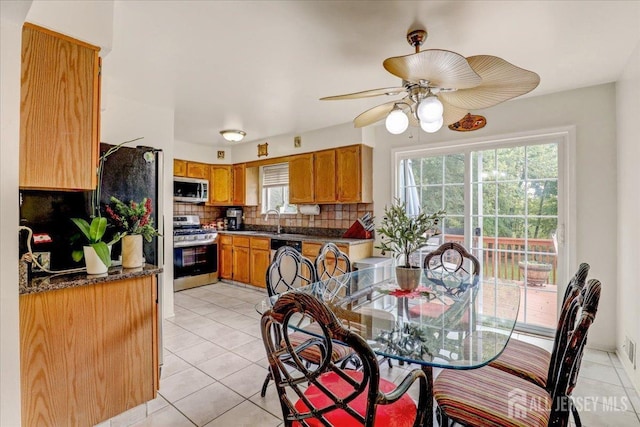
[420,116,444,133]
[220,129,246,142]
[385,107,409,134]
[417,95,443,123]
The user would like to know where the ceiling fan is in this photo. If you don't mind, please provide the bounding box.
[321,27,540,134]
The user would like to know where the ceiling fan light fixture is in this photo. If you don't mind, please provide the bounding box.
[385,107,409,134]
[220,129,246,142]
[417,95,444,123]
[420,116,444,133]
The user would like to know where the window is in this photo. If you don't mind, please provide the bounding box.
[395,130,572,336]
[261,163,297,214]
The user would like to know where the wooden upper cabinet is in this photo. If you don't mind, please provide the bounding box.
[233,164,246,205]
[289,153,314,204]
[173,159,187,177]
[336,145,372,203]
[186,162,209,179]
[314,149,337,203]
[209,165,233,205]
[233,163,259,206]
[19,23,101,190]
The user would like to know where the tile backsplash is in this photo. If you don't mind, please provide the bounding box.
[244,203,373,231]
[173,202,223,226]
[173,202,374,236]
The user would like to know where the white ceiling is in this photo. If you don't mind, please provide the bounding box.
[103,1,640,146]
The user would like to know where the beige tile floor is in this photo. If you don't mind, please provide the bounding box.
[96,281,640,427]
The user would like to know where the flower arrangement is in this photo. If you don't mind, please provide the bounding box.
[106,196,160,242]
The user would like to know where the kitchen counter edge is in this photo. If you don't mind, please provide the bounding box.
[218,231,373,245]
[20,264,163,295]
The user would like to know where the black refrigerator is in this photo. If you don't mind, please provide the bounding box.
[99,142,165,366]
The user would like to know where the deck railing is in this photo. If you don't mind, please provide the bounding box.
[442,234,557,285]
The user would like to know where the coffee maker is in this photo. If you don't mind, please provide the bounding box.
[226,208,243,230]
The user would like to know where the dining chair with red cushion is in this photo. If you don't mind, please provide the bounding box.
[260,246,356,397]
[433,278,601,427]
[261,291,429,427]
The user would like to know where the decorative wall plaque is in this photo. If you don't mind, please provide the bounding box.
[257,142,269,157]
[217,150,225,159]
[448,113,487,132]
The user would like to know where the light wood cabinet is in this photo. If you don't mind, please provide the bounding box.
[219,235,233,280]
[174,159,187,177]
[20,275,158,426]
[302,240,373,270]
[314,149,337,203]
[232,164,259,206]
[233,164,246,205]
[231,236,250,283]
[209,165,233,205]
[19,23,101,190]
[336,145,373,203]
[249,237,271,288]
[289,153,315,204]
[186,162,209,179]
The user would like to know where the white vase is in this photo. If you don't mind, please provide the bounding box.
[122,235,144,268]
[84,245,110,275]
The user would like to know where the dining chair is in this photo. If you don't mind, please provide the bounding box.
[261,291,429,427]
[487,263,590,388]
[433,278,602,427]
[408,242,480,320]
[315,242,352,281]
[260,245,354,397]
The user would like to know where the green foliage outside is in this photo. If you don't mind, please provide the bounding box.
[404,143,558,240]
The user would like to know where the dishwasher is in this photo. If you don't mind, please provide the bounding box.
[269,238,306,288]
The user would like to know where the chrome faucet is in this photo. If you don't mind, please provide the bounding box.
[264,209,282,234]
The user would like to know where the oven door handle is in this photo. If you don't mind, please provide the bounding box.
[173,240,217,248]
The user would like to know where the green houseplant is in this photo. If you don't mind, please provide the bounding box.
[71,217,122,274]
[376,199,445,290]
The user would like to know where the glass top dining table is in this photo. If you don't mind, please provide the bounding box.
[258,265,521,427]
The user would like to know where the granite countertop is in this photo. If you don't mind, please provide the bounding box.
[218,230,373,245]
[20,264,163,295]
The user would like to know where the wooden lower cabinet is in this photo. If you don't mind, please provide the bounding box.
[232,245,251,283]
[302,241,373,274]
[250,237,271,288]
[219,235,233,280]
[20,275,158,427]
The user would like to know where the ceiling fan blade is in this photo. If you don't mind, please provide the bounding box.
[439,55,540,110]
[353,100,399,128]
[321,87,406,101]
[441,99,468,126]
[383,49,482,89]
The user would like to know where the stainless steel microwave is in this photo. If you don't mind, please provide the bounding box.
[174,177,208,203]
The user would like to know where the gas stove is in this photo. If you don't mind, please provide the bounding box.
[173,215,217,248]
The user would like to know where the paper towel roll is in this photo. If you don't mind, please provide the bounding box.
[299,204,320,215]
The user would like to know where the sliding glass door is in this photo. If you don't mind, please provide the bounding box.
[398,138,562,334]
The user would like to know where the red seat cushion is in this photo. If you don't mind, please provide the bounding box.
[489,338,551,388]
[434,365,551,427]
[293,370,417,427]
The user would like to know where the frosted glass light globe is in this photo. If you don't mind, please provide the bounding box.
[417,96,444,123]
[385,109,409,135]
[420,116,444,133]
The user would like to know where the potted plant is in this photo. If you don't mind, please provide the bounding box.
[107,196,160,268]
[376,199,445,290]
[71,217,122,274]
